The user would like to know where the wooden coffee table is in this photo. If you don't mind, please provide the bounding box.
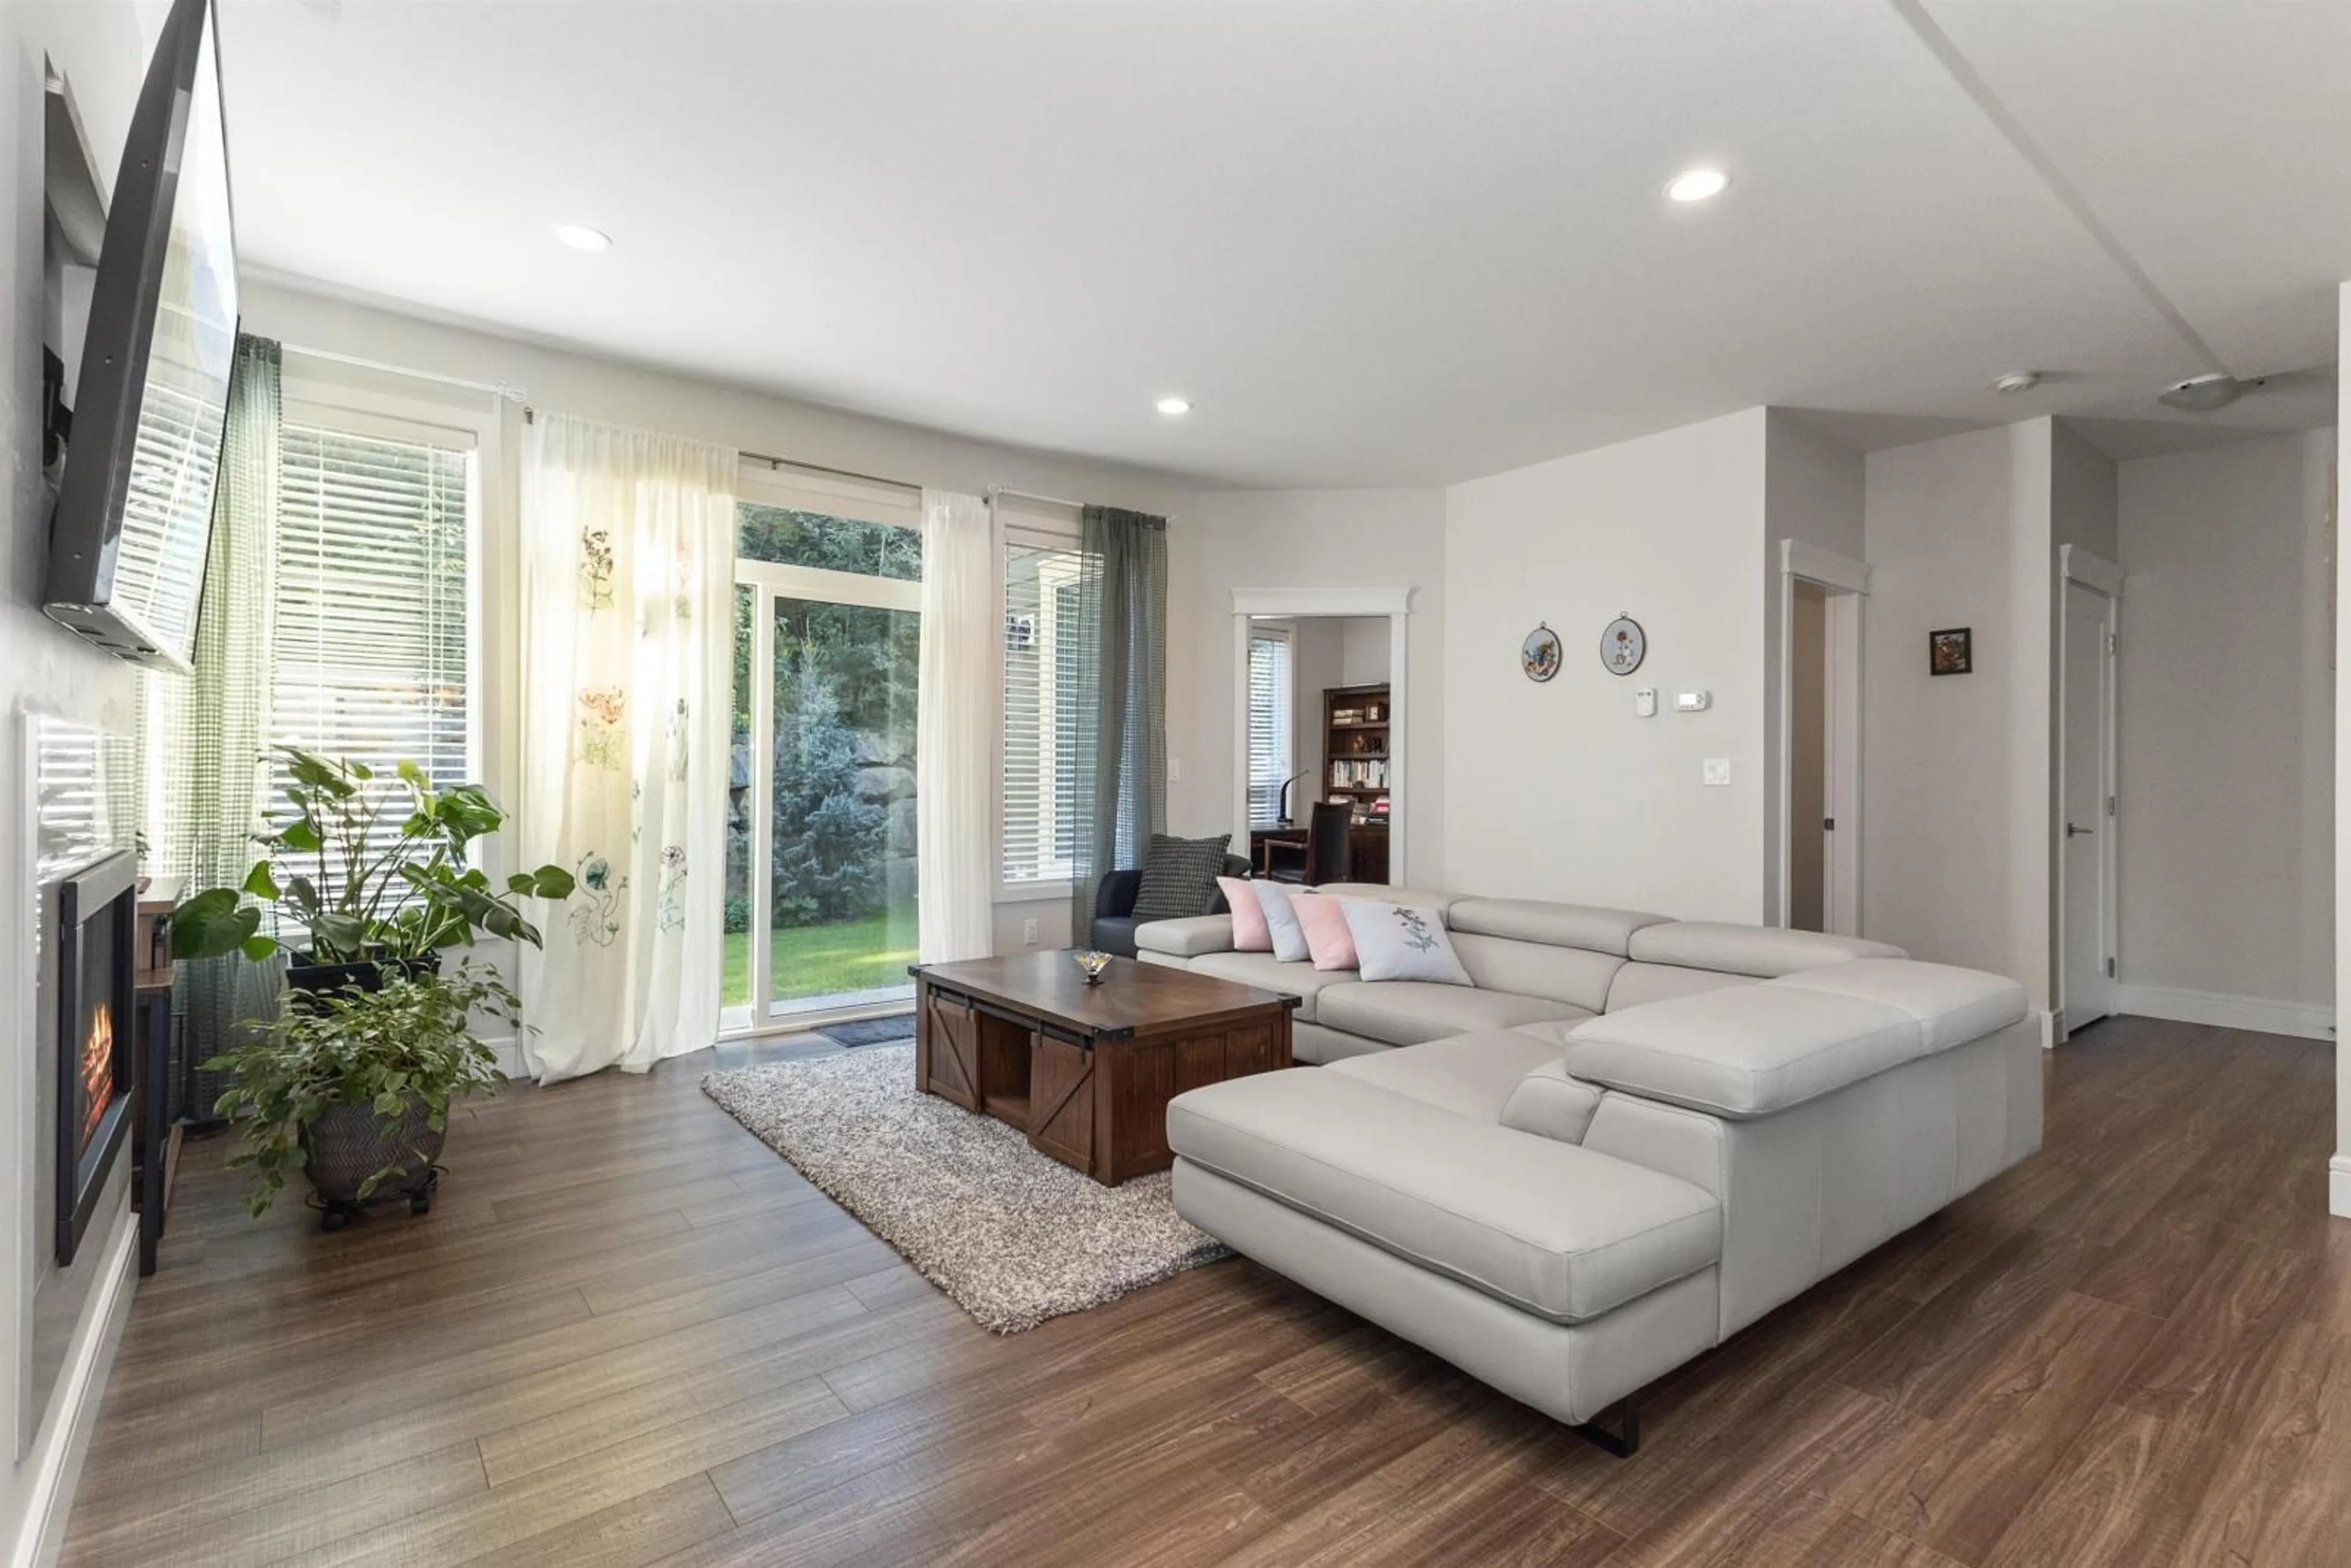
[911,952,1297,1185]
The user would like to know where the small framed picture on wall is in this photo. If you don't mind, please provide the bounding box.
[1929,627,1973,677]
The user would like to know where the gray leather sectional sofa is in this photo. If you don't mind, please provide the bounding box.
[1137,885,2042,1451]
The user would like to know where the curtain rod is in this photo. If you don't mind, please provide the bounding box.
[740,448,924,495]
[518,410,924,494]
[275,343,1094,514]
[988,484,1084,512]
[279,342,525,402]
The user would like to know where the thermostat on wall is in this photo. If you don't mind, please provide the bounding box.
[1675,691,1711,712]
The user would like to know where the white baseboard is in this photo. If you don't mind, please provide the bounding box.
[2331,1155,2351,1221]
[2112,984,2335,1042]
[479,1033,529,1079]
[15,1208,138,1568]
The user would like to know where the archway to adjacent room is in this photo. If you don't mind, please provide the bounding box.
[1229,589,1412,887]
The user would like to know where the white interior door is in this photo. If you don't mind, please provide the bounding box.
[2060,578,2117,1030]
[1788,584,1829,932]
[1774,542,1867,937]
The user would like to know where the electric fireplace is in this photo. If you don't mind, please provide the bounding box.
[54,847,136,1266]
[20,711,138,1458]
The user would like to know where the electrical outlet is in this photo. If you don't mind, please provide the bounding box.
[1022,918,1040,946]
[1703,757,1732,787]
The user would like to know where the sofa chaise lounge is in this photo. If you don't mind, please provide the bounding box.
[1141,887,2041,1452]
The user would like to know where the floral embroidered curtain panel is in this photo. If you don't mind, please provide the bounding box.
[517,412,737,1081]
[915,489,996,964]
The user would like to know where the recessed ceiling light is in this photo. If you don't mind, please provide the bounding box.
[552,223,612,252]
[1155,396,1192,416]
[1664,168,1730,203]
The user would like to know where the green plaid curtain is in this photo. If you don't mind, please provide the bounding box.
[1067,506,1168,947]
[137,334,285,1116]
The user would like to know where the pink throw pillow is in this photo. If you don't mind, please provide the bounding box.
[1218,877,1270,952]
[1290,893,1360,972]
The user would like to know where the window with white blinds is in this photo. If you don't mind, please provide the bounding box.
[1247,630,1294,825]
[1002,539,1089,885]
[265,418,474,846]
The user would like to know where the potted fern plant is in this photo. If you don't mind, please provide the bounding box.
[204,959,519,1228]
[172,747,574,991]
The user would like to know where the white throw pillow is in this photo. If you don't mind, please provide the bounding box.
[1341,900,1473,986]
[1251,882,1312,964]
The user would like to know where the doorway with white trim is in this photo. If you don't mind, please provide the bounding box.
[1777,542,1866,934]
[2057,544,2123,1038]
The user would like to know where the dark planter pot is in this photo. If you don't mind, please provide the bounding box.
[302,1094,443,1229]
[285,954,437,1015]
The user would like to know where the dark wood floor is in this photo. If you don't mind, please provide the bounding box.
[64,1014,2349,1567]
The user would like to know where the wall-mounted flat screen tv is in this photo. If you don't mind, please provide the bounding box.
[43,0,236,672]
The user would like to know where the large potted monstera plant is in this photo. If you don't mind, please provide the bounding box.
[174,746,574,990]
[176,748,574,1227]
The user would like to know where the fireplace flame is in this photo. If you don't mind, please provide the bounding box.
[78,1003,114,1151]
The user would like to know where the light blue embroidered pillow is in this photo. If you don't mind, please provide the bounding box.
[1340,900,1472,986]
[1251,882,1312,963]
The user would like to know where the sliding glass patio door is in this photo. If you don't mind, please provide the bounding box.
[722,478,922,1032]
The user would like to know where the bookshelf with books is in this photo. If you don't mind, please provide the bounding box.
[1322,682,1391,816]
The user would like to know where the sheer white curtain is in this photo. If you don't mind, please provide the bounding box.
[917,490,996,962]
[517,413,736,1081]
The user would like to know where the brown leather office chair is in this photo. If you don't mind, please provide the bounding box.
[1304,801,1352,885]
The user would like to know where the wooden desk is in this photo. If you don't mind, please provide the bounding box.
[1251,827,1308,879]
[1249,823,1389,885]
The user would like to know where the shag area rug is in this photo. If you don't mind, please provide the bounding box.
[702,1044,1228,1332]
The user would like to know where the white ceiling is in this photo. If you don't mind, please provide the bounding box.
[215,1,2347,488]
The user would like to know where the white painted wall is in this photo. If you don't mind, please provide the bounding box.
[2050,419,2120,563]
[1443,408,1769,919]
[1338,615,1391,685]
[1862,421,2056,1011]
[1164,488,1445,885]
[5,6,170,1560]
[2115,431,2333,1032]
[241,282,1192,967]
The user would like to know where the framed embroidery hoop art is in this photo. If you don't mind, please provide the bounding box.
[1521,623,1562,683]
[1600,615,1646,676]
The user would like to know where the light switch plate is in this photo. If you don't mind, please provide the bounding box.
[1703,757,1732,787]
[1022,918,1040,945]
